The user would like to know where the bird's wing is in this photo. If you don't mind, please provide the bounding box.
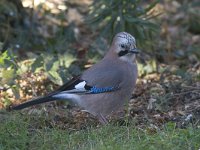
[11,75,120,110]
[81,59,125,89]
[55,75,120,95]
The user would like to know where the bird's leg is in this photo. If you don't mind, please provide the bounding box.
[81,110,108,124]
[97,114,108,125]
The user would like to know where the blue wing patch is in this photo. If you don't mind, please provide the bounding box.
[89,86,119,94]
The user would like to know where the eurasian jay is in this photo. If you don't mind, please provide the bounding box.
[11,32,139,124]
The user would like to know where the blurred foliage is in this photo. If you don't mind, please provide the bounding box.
[138,60,157,76]
[0,0,41,51]
[0,0,81,85]
[0,0,78,54]
[178,0,200,34]
[0,49,79,106]
[32,52,78,85]
[0,50,18,86]
[0,0,200,91]
[0,49,19,107]
[87,0,160,49]
[138,1,199,78]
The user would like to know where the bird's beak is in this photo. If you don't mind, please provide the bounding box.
[129,48,140,54]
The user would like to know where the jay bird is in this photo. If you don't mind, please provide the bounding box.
[11,32,139,124]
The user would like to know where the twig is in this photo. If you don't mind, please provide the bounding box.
[172,89,200,97]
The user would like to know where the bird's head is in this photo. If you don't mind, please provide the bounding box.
[111,32,139,63]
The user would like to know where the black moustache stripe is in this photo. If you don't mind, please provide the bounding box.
[118,50,128,56]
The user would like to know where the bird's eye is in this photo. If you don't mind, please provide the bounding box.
[120,44,125,48]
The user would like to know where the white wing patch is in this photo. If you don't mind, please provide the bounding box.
[75,81,86,89]
[52,81,88,95]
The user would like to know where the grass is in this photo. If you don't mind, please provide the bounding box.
[0,110,200,150]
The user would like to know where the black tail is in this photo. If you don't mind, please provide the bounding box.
[11,95,59,110]
[11,76,81,110]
